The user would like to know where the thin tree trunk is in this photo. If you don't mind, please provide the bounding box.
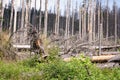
[13,9,17,33]
[98,0,100,40]
[65,0,71,50]
[106,0,109,40]
[34,0,36,28]
[99,24,102,55]
[9,0,14,35]
[79,6,81,38]
[28,0,31,23]
[39,0,42,32]
[88,0,93,42]
[55,0,60,35]
[0,0,3,32]
[81,7,84,39]
[72,6,75,36]
[99,1,103,40]
[67,0,71,39]
[83,0,87,40]
[21,0,25,29]
[114,0,117,45]
[44,0,48,38]
[93,0,96,42]
[25,0,29,28]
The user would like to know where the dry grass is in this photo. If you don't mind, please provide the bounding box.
[0,31,10,48]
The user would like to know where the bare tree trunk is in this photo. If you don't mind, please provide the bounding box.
[88,0,93,42]
[99,24,102,55]
[0,0,3,32]
[98,0,100,40]
[25,0,29,28]
[100,1,103,40]
[55,0,60,35]
[39,0,42,32]
[34,0,36,28]
[93,0,96,42]
[65,0,71,50]
[114,0,117,45]
[44,0,48,38]
[79,6,81,38]
[72,6,75,36]
[106,0,109,40]
[9,0,14,35]
[83,0,87,40]
[21,0,25,29]
[81,7,84,39]
[28,0,31,23]
[13,9,17,33]
[83,10,86,40]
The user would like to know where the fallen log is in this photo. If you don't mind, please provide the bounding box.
[91,55,116,62]
[63,55,116,62]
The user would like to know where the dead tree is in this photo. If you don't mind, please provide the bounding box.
[25,0,29,28]
[72,6,75,36]
[21,0,25,29]
[97,0,100,40]
[28,0,31,23]
[93,0,96,42]
[55,0,60,35]
[88,0,93,42]
[44,0,48,38]
[9,0,14,34]
[79,6,81,38]
[65,0,71,50]
[83,0,87,40]
[106,0,109,40]
[13,8,17,33]
[39,0,42,32]
[0,0,4,32]
[114,0,117,46]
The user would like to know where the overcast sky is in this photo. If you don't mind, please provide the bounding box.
[3,0,120,15]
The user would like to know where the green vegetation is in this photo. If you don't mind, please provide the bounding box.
[0,47,120,80]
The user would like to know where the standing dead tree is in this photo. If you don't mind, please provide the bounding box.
[106,0,109,40]
[114,0,117,46]
[21,0,25,29]
[55,0,60,35]
[39,0,42,32]
[65,0,71,50]
[44,0,48,38]
[93,0,96,42]
[0,0,4,32]
[72,6,75,36]
[88,0,93,42]
[9,0,14,35]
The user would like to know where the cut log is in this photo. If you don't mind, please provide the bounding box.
[91,55,116,62]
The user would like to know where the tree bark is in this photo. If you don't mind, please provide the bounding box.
[79,6,81,38]
[72,6,75,36]
[0,0,4,32]
[21,0,25,29]
[106,0,109,40]
[39,0,42,32]
[114,0,117,46]
[55,0,60,35]
[13,9,17,33]
[9,0,14,35]
[44,0,48,38]
[93,0,96,42]
[88,0,93,42]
